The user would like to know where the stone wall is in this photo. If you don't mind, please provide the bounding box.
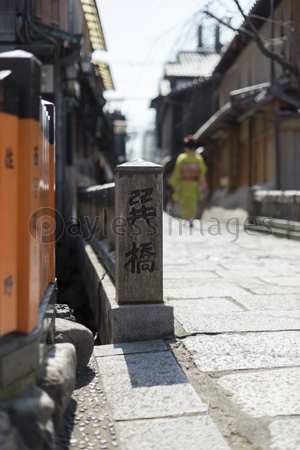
[0,307,94,450]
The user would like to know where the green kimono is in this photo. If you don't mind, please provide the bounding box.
[169,152,207,218]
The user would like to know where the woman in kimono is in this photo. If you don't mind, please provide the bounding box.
[169,135,207,225]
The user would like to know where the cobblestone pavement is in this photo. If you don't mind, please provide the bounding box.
[163,214,300,450]
[57,214,300,450]
[56,355,120,450]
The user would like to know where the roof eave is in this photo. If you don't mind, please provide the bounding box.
[92,59,114,90]
[194,83,300,144]
[194,102,233,142]
[81,0,107,51]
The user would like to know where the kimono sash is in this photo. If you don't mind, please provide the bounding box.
[181,163,200,181]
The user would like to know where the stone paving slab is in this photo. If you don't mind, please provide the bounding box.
[241,283,300,295]
[94,351,205,420]
[163,254,192,265]
[238,235,298,249]
[255,248,300,259]
[231,294,300,311]
[217,367,300,417]
[94,340,167,357]
[164,271,219,280]
[188,248,246,260]
[115,415,231,450]
[269,419,300,450]
[260,276,300,286]
[183,331,300,372]
[165,235,241,247]
[163,258,193,266]
[173,310,300,334]
[100,384,204,421]
[164,282,248,299]
[264,265,300,276]
[215,269,277,278]
[96,351,187,389]
[163,279,223,288]
[168,298,243,316]
[218,262,274,270]
[218,277,267,285]
[164,262,224,271]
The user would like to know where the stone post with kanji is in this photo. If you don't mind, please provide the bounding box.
[115,159,163,304]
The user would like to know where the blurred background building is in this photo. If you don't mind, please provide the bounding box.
[151,0,300,213]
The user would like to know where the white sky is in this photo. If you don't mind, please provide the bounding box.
[94,0,253,158]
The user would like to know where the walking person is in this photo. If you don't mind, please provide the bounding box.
[169,135,207,226]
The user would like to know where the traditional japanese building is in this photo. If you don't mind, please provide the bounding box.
[194,0,300,204]
[0,0,128,275]
[150,26,222,159]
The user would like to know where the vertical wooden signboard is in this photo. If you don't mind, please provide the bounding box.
[39,100,45,301]
[0,70,18,336]
[0,50,41,334]
[44,101,56,284]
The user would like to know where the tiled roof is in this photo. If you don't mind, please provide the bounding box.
[81,0,107,51]
[164,51,221,78]
[103,99,126,116]
[92,60,115,90]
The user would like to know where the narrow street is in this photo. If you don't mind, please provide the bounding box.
[57,213,300,450]
[1,2,300,449]
[163,213,300,450]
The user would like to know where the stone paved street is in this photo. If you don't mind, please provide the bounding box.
[57,214,300,450]
[164,214,300,450]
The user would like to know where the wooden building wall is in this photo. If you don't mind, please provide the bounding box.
[34,0,69,31]
[291,0,300,88]
[255,119,273,185]
[207,97,300,197]
[34,0,91,58]
[238,120,249,186]
[159,78,220,158]
[205,0,300,197]
[280,118,300,189]
[69,0,84,35]
[207,111,277,196]
[203,146,221,197]
[219,0,293,107]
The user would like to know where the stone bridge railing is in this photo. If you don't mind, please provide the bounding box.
[78,182,116,279]
[247,188,300,240]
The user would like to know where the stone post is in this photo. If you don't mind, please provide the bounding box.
[115,159,163,304]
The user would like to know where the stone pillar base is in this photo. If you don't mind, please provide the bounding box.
[99,275,174,344]
[78,238,174,344]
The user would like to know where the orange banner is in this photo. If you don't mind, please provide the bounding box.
[0,111,18,336]
[17,118,40,334]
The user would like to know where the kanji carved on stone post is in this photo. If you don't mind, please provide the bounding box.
[115,159,164,304]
